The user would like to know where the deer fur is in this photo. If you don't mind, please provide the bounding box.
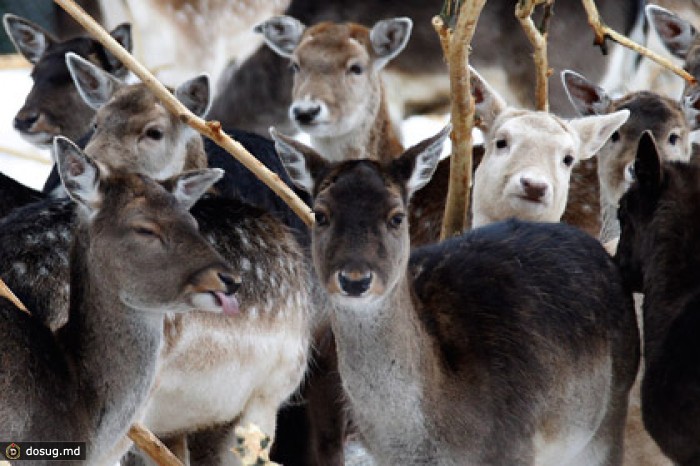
[257,15,408,163]
[616,131,700,465]
[272,126,640,466]
[2,13,131,146]
[561,70,695,241]
[0,137,239,465]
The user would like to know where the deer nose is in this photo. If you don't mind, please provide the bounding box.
[337,270,373,297]
[292,104,321,125]
[520,177,548,201]
[218,271,241,295]
[14,111,40,132]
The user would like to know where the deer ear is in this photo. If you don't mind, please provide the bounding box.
[469,66,507,131]
[103,23,132,77]
[634,131,664,196]
[561,70,611,116]
[370,17,412,70]
[169,168,223,210]
[66,52,123,110]
[392,125,450,199]
[270,127,328,194]
[54,136,103,211]
[176,74,211,117]
[647,5,697,60]
[682,87,700,131]
[569,109,630,161]
[255,16,305,58]
[3,14,56,64]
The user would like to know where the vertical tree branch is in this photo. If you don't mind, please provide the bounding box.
[435,0,487,240]
[53,0,315,228]
[516,0,554,112]
[581,0,696,85]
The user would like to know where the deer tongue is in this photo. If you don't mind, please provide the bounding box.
[214,291,240,316]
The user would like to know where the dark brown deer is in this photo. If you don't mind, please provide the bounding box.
[2,13,131,146]
[0,137,239,464]
[561,69,695,240]
[272,126,640,465]
[615,131,700,466]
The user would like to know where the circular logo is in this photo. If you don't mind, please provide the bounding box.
[5,443,20,460]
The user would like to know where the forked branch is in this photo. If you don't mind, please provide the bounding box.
[516,0,554,112]
[53,0,315,228]
[434,0,487,240]
[581,0,696,85]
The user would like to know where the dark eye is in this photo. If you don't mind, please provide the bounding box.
[388,212,405,229]
[314,210,329,227]
[348,64,364,75]
[290,62,300,73]
[145,127,163,140]
[134,226,160,239]
[563,154,574,167]
[669,133,680,145]
[496,139,507,149]
[611,131,620,142]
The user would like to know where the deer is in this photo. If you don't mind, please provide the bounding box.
[0,136,240,465]
[270,125,640,465]
[561,69,696,241]
[211,0,641,136]
[2,13,131,147]
[615,131,700,466]
[0,171,44,218]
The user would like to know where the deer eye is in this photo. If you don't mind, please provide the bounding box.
[145,127,163,141]
[495,139,507,150]
[668,133,680,145]
[314,209,330,227]
[563,154,575,167]
[611,131,620,143]
[290,62,300,73]
[387,212,405,229]
[348,63,364,75]
[133,225,161,241]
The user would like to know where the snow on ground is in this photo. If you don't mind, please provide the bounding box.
[0,68,52,190]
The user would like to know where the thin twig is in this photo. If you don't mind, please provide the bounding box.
[436,0,487,240]
[128,424,184,466]
[516,0,554,112]
[0,278,29,314]
[581,0,696,85]
[0,145,52,164]
[53,0,314,228]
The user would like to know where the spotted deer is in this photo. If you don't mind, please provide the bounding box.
[0,137,239,465]
[616,131,700,466]
[271,126,640,465]
[2,13,131,147]
[561,70,696,241]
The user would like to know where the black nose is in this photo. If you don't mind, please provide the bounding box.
[293,105,321,124]
[218,272,241,295]
[337,270,373,297]
[14,112,39,132]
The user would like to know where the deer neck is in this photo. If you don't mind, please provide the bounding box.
[57,230,163,459]
[329,274,438,458]
[311,84,403,164]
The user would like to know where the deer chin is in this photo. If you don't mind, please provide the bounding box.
[19,130,57,148]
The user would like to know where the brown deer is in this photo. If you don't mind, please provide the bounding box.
[616,131,700,466]
[256,15,408,163]
[272,126,640,465]
[2,13,131,146]
[0,137,239,464]
[561,70,696,241]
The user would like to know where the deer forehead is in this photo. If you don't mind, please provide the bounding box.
[295,26,371,71]
[98,91,174,135]
[316,162,402,214]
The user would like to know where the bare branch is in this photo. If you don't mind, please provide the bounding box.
[436,0,487,240]
[128,423,184,466]
[581,0,696,85]
[53,0,315,228]
[516,0,554,112]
